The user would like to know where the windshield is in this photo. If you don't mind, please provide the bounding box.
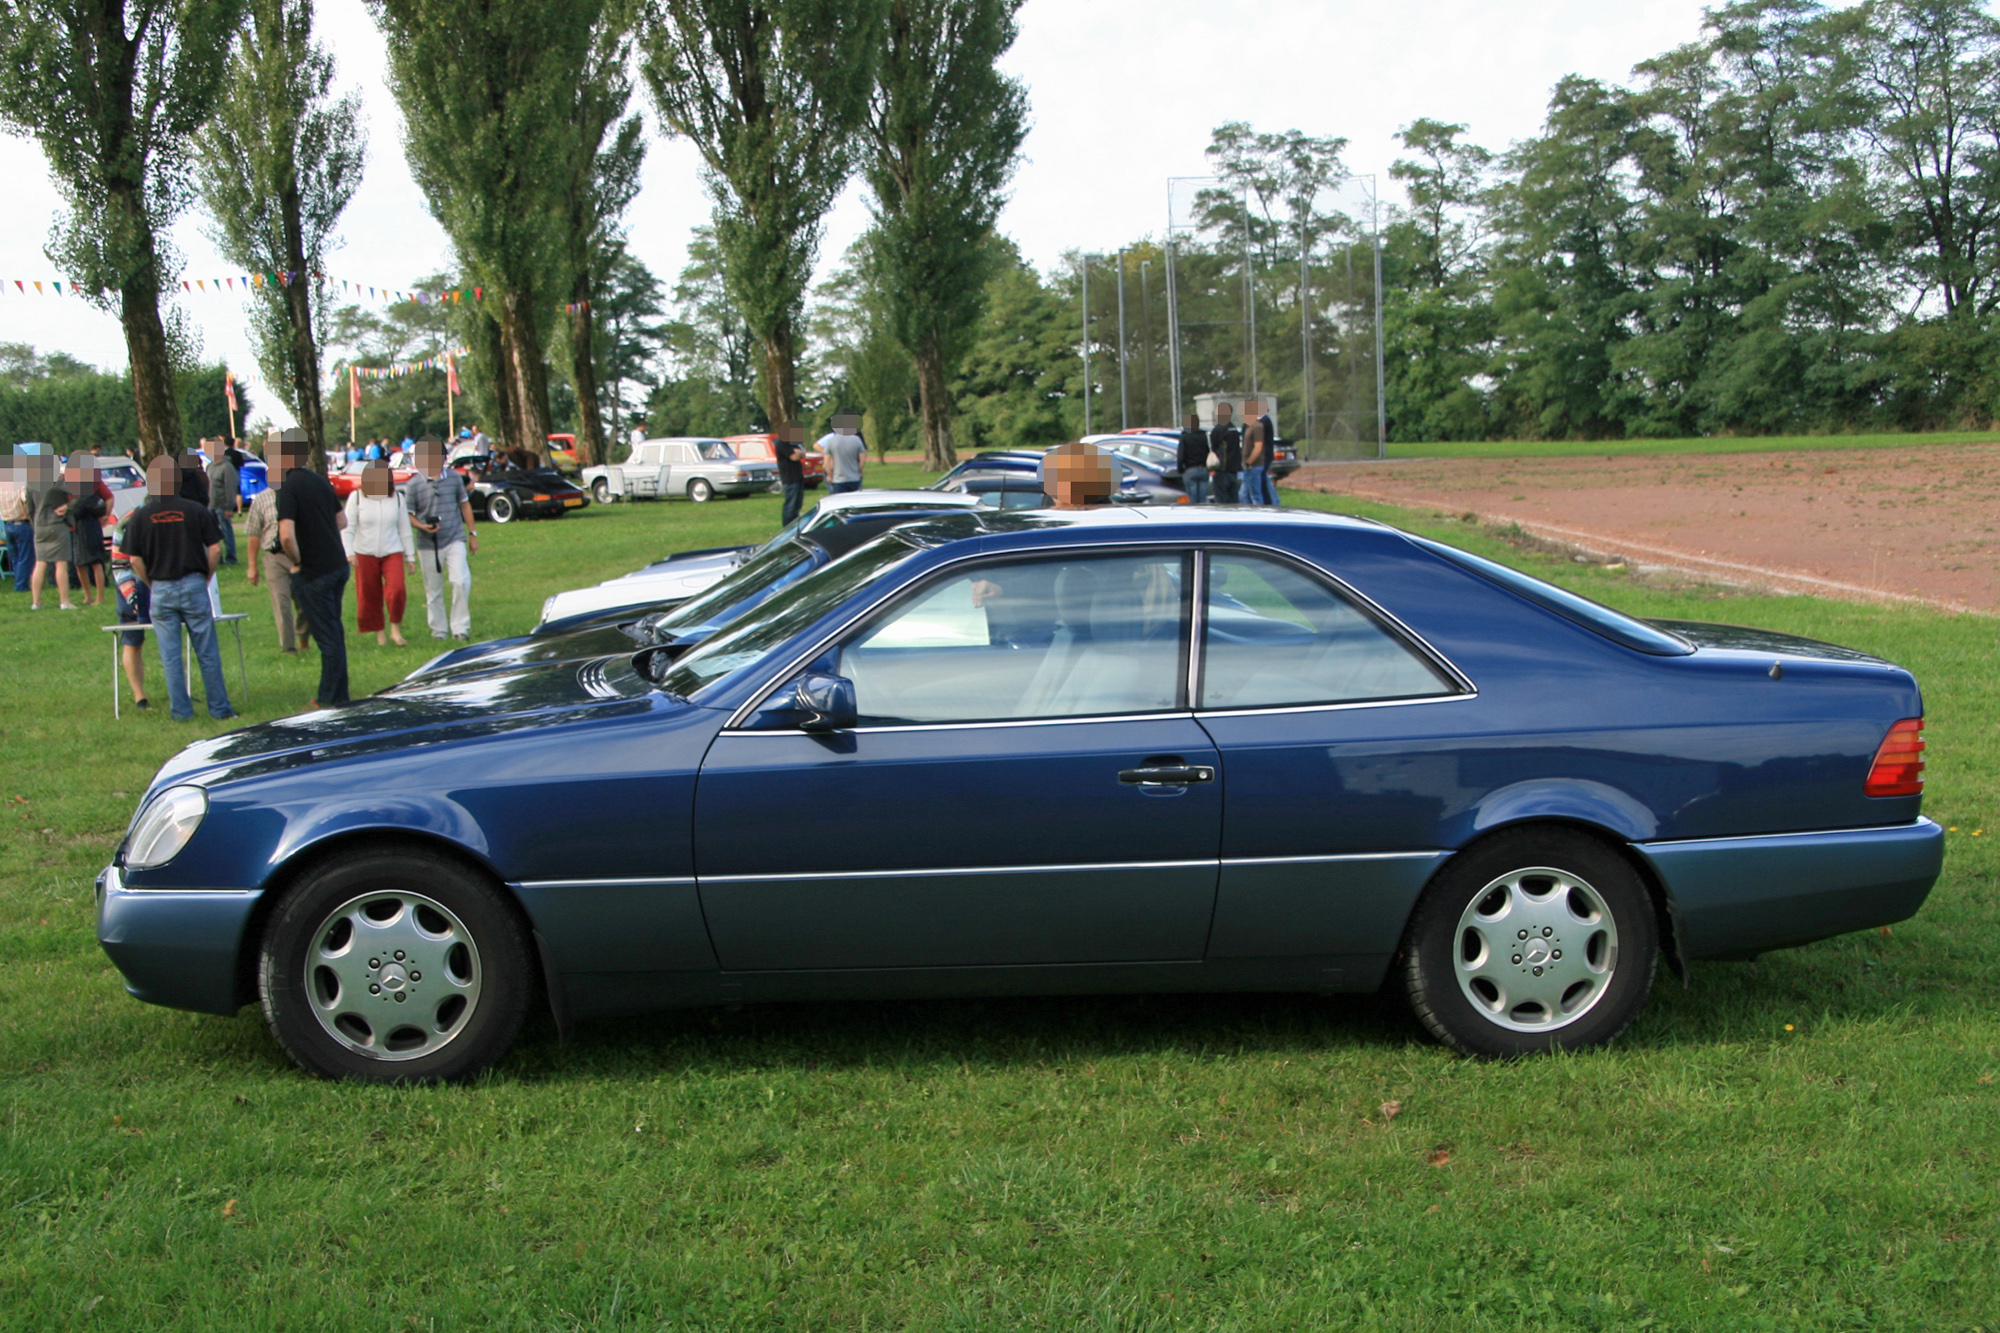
[1122,441,1176,467]
[698,441,737,462]
[661,534,920,697]
[649,536,822,637]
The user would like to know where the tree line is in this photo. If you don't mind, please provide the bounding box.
[0,0,1026,471]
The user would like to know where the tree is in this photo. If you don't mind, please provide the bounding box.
[950,241,1082,450]
[590,249,669,444]
[369,0,603,456]
[649,226,763,436]
[0,346,248,454]
[323,284,463,444]
[198,0,362,473]
[811,238,920,453]
[0,0,245,461]
[859,0,1027,468]
[558,2,645,466]
[641,0,883,428]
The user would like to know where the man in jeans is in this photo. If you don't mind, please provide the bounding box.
[272,428,351,708]
[2,457,33,592]
[403,436,477,640]
[205,437,240,563]
[124,454,235,722]
[773,421,809,526]
[816,413,866,494]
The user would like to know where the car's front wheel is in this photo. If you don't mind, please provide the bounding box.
[1402,828,1657,1058]
[591,477,612,504]
[488,493,516,524]
[687,478,715,503]
[258,846,533,1083]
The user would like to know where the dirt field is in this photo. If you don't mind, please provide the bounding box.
[1289,443,2000,613]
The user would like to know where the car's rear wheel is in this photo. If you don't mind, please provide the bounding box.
[488,493,516,524]
[687,478,715,503]
[1402,828,1657,1058]
[258,846,533,1083]
[591,477,612,504]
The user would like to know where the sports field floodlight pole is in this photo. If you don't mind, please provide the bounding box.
[1243,188,1259,398]
[1165,241,1182,419]
[1079,252,1092,436]
[1140,260,1155,426]
[1372,180,1386,459]
[1300,213,1312,455]
[1116,247,1130,430]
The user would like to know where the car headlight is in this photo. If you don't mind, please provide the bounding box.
[125,786,208,870]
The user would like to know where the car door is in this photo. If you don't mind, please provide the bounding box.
[693,548,1222,971]
[1191,548,1473,971]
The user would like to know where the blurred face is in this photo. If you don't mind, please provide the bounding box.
[146,454,178,497]
[1215,403,1233,425]
[26,453,56,485]
[777,422,805,445]
[361,460,392,497]
[832,414,860,435]
[1041,443,1119,508]
[415,441,445,478]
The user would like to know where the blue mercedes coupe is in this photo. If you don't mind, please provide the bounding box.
[97,508,1942,1082]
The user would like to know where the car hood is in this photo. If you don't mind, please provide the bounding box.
[145,653,672,791]
[1649,618,1892,665]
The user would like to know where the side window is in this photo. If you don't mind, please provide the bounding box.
[837,552,1189,724]
[1200,552,1456,710]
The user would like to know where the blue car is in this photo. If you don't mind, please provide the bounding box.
[97,508,1941,1082]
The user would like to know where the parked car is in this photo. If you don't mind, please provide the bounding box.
[543,434,582,473]
[581,437,778,504]
[412,512,955,684]
[726,433,825,489]
[451,453,591,524]
[330,459,419,501]
[95,456,149,522]
[1102,428,1299,481]
[933,472,1049,510]
[532,489,985,629]
[931,449,1180,504]
[98,506,1941,1082]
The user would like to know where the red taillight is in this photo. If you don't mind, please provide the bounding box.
[1865,718,1925,797]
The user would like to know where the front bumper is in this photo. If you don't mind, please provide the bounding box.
[1633,818,1944,960]
[714,477,778,496]
[96,863,261,1015]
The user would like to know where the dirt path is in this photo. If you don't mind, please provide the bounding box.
[1289,444,2000,613]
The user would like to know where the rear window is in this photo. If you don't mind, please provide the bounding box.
[1409,536,1693,656]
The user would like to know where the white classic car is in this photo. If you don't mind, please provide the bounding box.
[579,437,777,504]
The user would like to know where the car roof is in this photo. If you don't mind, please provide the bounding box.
[888,503,1392,548]
[643,436,728,446]
[816,488,982,511]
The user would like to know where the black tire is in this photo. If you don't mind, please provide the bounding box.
[257,846,533,1083]
[488,492,516,524]
[1402,828,1657,1058]
[687,478,715,503]
[591,477,612,504]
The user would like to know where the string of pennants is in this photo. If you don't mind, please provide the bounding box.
[343,347,472,382]
[0,274,590,315]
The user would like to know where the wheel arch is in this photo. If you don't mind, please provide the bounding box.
[231,828,542,1012]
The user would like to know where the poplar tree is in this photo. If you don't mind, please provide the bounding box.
[0,0,244,461]
[199,0,362,472]
[641,0,882,429]
[370,0,602,456]
[860,0,1027,469]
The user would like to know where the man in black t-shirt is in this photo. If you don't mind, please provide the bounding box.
[272,428,351,708]
[1209,401,1244,504]
[773,422,809,527]
[126,454,234,722]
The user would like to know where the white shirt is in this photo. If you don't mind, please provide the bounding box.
[341,489,417,560]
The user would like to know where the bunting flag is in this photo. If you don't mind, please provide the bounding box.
[4,273,592,318]
[331,345,473,387]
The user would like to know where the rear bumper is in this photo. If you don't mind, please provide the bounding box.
[96,863,259,1015]
[715,478,778,496]
[1632,818,1943,959]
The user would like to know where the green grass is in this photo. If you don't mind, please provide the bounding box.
[1369,428,2000,461]
[2,478,1996,1330]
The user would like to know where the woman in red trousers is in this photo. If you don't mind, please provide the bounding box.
[341,460,417,646]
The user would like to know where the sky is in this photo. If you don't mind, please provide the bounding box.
[0,0,1712,430]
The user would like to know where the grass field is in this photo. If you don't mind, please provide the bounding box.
[2,470,1995,1330]
[1364,428,2000,461]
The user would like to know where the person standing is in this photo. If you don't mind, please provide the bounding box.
[110,511,152,710]
[242,482,310,653]
[470,424,492,459]
[817,413,866,495]
[273,429,351,709]
[125,453,234,721]
[206,440,240,564]
[1176,412,1210,504]
[342,461,416,647]
[1241,419,1274,506]
[178,449,211,508]
[1209,402,1243,504]
[628,419,647,454]
[67,452,110,605]
[30,451,77,610]
[773,422,809,526]
[2,458,34,593]
[404,436,476,641]
[1247,400,1280,507]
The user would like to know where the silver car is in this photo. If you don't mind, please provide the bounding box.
[580,437,777,504]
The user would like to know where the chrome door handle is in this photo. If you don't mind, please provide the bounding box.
[1118,765,1215,786]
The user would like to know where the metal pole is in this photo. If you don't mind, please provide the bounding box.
[1372,185,1387,459]
[1243,191,1258,398]
[1116,248,1129,430]
[1140,260,1154,426]
[1165,241,1182,421]
[1080,253,1092,437]
[1300,218,1311,457]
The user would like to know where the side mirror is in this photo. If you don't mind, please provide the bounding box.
[793,672,857,733]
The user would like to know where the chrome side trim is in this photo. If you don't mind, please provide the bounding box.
[701,857,1214,885]
[1637,818,1937,848]
[1219,850,1445,867]
[516,876,697,889]
[1196,692,1479,720]
[720,710,1198,737]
